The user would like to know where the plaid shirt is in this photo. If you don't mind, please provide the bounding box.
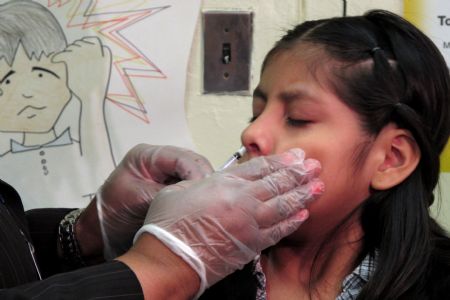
[253,252,378,300]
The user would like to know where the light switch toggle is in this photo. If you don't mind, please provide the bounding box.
[222,43,231,64]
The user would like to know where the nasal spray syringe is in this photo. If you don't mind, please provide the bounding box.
[218,146,247,171]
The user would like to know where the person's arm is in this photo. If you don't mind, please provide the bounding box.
[117,234,200,299]
[51,37,112,158]
[0,235,198,300]
[0,260,143,300]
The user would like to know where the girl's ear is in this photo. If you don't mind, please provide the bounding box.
[370,124,421,190]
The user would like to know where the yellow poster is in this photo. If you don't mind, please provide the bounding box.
[404,0,450,172]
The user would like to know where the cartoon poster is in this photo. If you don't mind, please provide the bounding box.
[0,0,200,209]
[404,0,450,173]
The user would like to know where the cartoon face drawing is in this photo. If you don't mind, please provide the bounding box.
[0,43,71,133]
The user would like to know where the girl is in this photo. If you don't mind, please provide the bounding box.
[200,9,450,300]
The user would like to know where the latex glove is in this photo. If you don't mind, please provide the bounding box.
[134,148,324,296]
[97,144,214,259]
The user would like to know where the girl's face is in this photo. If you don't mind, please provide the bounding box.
[241,49,379,241]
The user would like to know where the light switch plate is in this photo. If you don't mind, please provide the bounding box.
[203,11,253,94]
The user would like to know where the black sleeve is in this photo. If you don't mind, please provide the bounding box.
[25,208,75,277]
[0,260,143,300]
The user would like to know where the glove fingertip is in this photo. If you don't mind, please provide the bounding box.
[282,209,310,232]
[295,209,309,222]
[309,179,325,196]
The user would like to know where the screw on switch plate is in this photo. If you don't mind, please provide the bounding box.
[203,11,253,94]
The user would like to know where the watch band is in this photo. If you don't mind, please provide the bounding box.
[58,208,85,268]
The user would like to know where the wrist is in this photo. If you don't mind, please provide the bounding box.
[117,233,200,299]
[74,198,104,261]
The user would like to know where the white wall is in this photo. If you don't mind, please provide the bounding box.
[185,0,449,230]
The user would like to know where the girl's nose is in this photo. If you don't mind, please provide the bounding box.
[241,115,275,157]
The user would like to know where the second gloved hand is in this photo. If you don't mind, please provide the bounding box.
[97,144,214,259]
[134,148,324,295]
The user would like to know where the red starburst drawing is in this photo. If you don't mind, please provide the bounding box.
[48,0,171,123]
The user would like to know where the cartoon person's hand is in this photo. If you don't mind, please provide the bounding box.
[52,36,112,102]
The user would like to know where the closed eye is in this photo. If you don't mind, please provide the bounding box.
[286,118,312,127]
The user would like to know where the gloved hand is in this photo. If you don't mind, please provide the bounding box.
[97,144,214,259]
[134,148,324,296]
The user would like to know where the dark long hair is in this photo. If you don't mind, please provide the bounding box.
[263,10,450,299]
